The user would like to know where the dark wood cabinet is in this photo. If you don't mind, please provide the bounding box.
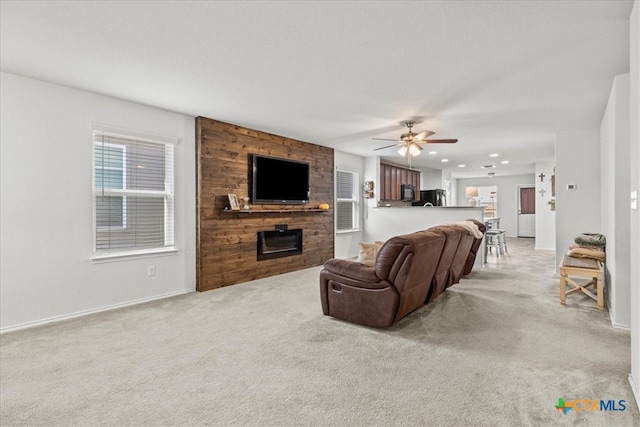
[380,163,420,201]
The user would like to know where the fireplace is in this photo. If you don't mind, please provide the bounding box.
[257,228,303,261]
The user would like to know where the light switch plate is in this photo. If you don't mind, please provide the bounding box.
[567,184,577,191]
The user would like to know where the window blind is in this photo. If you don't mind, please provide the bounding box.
[336,170,358,232]
[93,130,175,257]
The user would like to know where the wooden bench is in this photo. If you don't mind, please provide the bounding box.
[559,255,604,311]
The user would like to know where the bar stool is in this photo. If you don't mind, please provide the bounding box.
[484,229,507,259]
[495,229,508,254]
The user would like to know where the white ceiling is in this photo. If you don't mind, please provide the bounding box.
[0,1,633,178]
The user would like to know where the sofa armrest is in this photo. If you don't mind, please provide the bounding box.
[322,258,381,284]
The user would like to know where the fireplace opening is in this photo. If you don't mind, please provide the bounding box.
[257,228,303,261]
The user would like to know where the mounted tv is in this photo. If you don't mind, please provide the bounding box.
[252,154,310,204]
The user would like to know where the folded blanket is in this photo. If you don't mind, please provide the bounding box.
[574,233,606,247]
[568,243,604,252]
[452,221,484,239]
[567,246,605,261]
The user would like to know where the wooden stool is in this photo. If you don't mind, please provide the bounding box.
[559,255,604,311]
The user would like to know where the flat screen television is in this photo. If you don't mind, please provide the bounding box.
[252,154,310,204]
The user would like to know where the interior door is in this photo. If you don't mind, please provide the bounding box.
[518,186,535,237]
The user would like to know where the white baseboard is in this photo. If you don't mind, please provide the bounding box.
[0,289,193,334]
[630,374,640,412]
[609,312,631,330]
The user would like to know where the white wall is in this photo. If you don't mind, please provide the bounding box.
[629,0,640,410]
[555,128,601,269]
[334,150,365,259]
[421,169,443,190]
[443,170,455,207]
[535,160,556,250]
[601,74,631,329]
[0,72,196,331]
[456,174,535,237]
[363,207,484,243]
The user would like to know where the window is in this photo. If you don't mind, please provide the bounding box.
[336,170,359,232]
[92,126,176,259]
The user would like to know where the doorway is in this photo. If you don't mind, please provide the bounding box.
[517,186,535,237]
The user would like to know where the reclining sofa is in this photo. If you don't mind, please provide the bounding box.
[320,221,484,328]
[463,219,487,275]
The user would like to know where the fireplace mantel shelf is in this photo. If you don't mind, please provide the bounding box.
[221,208,329,214]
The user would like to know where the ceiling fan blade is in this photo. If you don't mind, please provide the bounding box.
[421,139,458,144]
[373,143,401,151]
[372,138,401,142]
[414,130,435,140]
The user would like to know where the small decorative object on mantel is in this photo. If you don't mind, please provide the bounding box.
[319,203,330,210]
[227,193,240,211]
[241,196,250,210]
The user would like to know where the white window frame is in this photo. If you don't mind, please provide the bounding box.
[335,169,360,234]
[91,124,179,262]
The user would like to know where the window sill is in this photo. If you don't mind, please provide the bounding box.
[336,229,361,235]
[91,247,178,263]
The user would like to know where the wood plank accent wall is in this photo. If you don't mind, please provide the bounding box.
[196,117,335,292]
[380,163,421,201]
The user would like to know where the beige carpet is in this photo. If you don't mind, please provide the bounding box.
[1,266,638,426]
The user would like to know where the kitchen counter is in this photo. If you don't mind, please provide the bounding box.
[364,206,485,266]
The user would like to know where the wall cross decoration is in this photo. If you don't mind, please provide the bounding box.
[538,173,546,182]
[539,188,546,197]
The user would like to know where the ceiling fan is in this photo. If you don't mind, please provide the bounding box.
[373,121,458,158]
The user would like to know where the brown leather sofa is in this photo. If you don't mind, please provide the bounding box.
[320,230,445,328]
[436,224,475,287]
[463,219,487,275]
[425,225,461,303]
[320,222,485,328]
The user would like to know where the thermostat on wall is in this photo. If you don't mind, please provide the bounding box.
[566,184,577,191]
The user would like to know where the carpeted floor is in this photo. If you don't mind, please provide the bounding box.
[1,265,638,426]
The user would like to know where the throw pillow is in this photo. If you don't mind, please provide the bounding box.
[357,241,384,266]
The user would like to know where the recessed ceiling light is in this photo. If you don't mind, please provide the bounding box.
[441,159,449,163]
[458,164,466,168]
[489,153,499,157]
[428,151,437,155]
[501,160,509,164]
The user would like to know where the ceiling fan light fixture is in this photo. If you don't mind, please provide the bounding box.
[398,145,408,157]
[409,143,422,157]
